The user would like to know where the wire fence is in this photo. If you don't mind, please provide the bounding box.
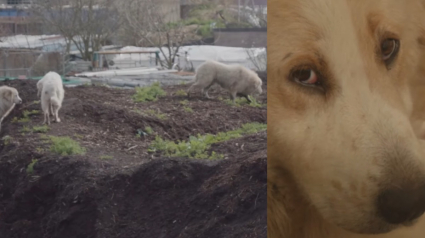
[0,49,65,79]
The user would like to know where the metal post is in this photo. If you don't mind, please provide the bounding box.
[3,50,8,78]
[238,0,240,22]
[155,51,160,66]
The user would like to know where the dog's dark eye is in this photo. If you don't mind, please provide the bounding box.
[381,38,400,66]
[291,69,319,86]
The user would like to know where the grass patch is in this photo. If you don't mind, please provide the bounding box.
[14,109,40,123]
[175,89,187,96]
[136,126,155,138]
[49,136,86,156]
[1,135,12,145]
[100,155,113,160]
[23,110,39,118]
[132,82,166,102]
[145,109,168,120]
[26,159,38,174]
[21,126,32,133]
[183,106,194,113]
[74,134,84,139]
[149,122,266,159]
[32,125,49,133]
[17,117,31,123]
[179,100,189,105]
[145,126,154,135]
[223,96,264,108]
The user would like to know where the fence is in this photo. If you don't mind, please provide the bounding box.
[0,49,71,79]
[92,50,161,71]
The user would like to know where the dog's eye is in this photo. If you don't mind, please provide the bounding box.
[381,38,400,66]
[291,69,319,86]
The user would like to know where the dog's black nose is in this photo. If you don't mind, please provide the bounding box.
[377,186,425,224]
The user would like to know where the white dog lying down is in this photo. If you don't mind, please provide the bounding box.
[39,72,65,125]
[0,86,22,131]
[186,60,263,103]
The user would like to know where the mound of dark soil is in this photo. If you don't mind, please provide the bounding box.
[0,79,267,238]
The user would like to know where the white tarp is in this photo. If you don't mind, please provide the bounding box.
[113,45,266,71]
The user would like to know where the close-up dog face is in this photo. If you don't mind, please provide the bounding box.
[268,0,425,234]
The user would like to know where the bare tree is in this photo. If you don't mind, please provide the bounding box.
[30,0,121,61]
[213,0,266,28]
[245,47,266,71]
[121,0,198,69]
[71,0,122,60]
[30,0,80,55]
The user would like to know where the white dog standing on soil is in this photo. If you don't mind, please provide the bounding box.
[39,72,65,125]
[0,86,22,131]
[186,60,263,103]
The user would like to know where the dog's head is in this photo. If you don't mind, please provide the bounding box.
[253,79,263,96]
[2,86,22,105]
[249,73,263,96]
[269,0,425,234]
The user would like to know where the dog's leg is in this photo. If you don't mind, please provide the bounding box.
[47,112,50,125]
[244,95,252,103]
[201,88,211,99]
[43,106,50,125]
[186,84,195,98]
[50,102,55,122]
[230,91,237,104]
[43,111,49,125]
[203,83,214,99]
[55,106,61,123]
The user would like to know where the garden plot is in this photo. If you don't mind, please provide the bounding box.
[0,79,266,238]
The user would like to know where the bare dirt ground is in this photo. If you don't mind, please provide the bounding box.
[0,77,267,238]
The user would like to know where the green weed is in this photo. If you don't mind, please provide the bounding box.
[32,125,49,133]
[179,100,189,105]
[149,122,266,159]
[22,110,39,118]
[145,109,168,120]
[1,135,12,145]
[132,82,166,102]
[223,96,264,108]
[100,155,113,160]
[145,126,154,135]
[183,106,194,113]
[26,159,38,174]
[21,126,32,133]
[49,136,86,156]
[175,89,187,96]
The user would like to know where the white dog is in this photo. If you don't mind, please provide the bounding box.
[0,86,22,131]
[186,60,263,103]
[39,72,65,125]
[37,73,49,98]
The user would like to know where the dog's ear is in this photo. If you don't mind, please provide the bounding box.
[2,90,12,101]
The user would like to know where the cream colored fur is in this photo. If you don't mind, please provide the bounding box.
[39,72,64,125]
[37,72,50,98]
[0,85,22,131]
[186,60,263,103]
[268,0,425,237]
